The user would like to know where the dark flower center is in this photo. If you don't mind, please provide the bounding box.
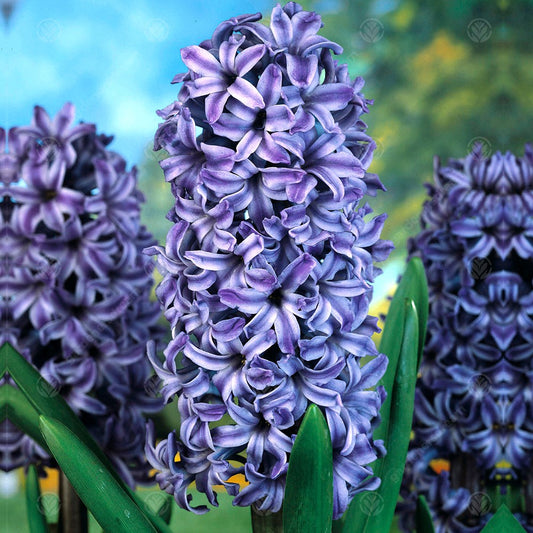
[68,238,81,251]
[42,189,57,201]
[226,73,238,85]
[253,109,267,130]
[72,305,84,318]
[268,288,283,307]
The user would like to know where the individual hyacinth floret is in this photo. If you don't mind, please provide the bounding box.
[0,103,163,486]
[399,145,533,532]
[146,2,393,518]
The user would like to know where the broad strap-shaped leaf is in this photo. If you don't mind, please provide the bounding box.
[373,258,427,459]
[5,343,117,475]
[5,343,172,533]
[39,416,158,533]
[380,257,427,378]
[2,385,50,453]
[415,495,435,533]
[283,403,333,533]
[342,299,419,533]
[480,504,526,532]
[25,464,50,533]
[1,342,8,377]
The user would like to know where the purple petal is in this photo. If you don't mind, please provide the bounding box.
[181,46,222,77]
[286,54,318,88]
[279,253,317,291]
[219,288,266,314]
[235,44,266,76]
[228,78,265,109]
[270,4,293,47]
[309,84,354,111]
[257,64,282,108]
[218,34,244,71]
[265,105,294,132]
[235,130,262,161]
[205,91,230,124]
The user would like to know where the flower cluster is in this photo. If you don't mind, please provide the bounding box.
[0,104,163,486]
[399,146,533,531]
[146,2,392,518]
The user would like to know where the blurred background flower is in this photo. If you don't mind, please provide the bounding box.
[0,104,163,486]
[400,146,533,532]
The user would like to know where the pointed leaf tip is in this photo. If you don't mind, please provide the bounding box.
[415,495,435,533]
[25,464,50,533]
[480,504,526,532]
[284,403,333,533]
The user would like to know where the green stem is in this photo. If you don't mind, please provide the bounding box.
[58,471,88,533]
[251,506,283,533]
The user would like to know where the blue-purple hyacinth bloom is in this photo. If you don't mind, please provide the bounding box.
[400,146,533,532]
[0,104,163,486]
[146,2,392,518]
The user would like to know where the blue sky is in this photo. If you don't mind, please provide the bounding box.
[1,0,275,163]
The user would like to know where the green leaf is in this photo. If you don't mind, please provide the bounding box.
[1,342,8,377]
[5,342,173,533]
[283,404,333,533]
[381,257,428,376]
[1,385,50,453]
[39,415,158,533]
[480,504,526,532]
[342,299,419,533]
[25,464,50,533]
[372,259,428,459]
[415,495,435,533]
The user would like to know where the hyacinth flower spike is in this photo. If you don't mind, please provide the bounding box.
[1,104,164,531]
[399,145,533,532]
[145,2,398,530]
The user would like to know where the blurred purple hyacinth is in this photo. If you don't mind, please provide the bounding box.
[0,103,163,486]
[146,2,392,518]
[399,145,533,532]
